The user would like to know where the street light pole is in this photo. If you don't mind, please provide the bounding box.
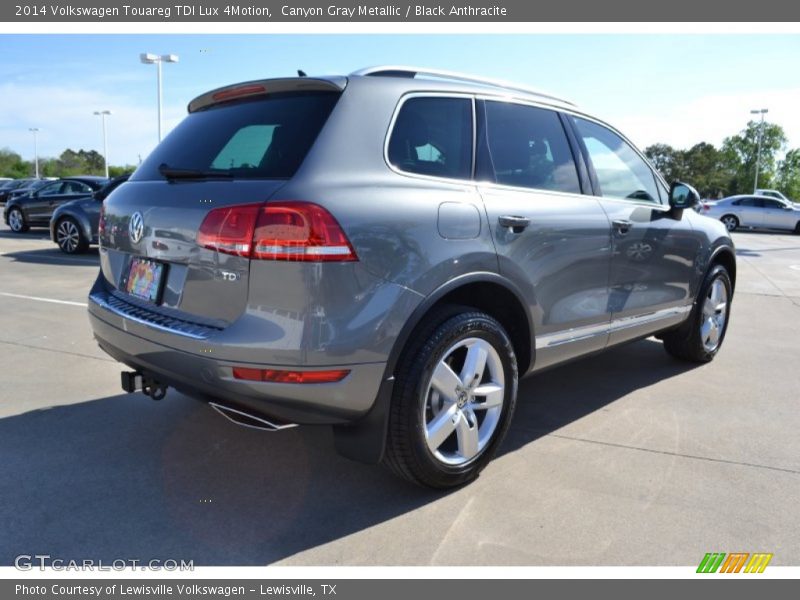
[140,53,179,143]
[29,128,39,178]
[750,108,768,193]
[93,110,112,178]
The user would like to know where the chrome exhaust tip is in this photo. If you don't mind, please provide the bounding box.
[209,402,298,432]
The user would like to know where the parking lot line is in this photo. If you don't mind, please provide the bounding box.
[0,291,87,307]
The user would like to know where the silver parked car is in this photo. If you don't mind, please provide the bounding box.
[702,194,800,233]
[88,67,736,488]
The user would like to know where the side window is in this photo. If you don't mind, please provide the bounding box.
[388,97,472,180]
[38,183,63,196]
[64,181,92,194]
[572,117,661,203]
[483,101,580,194]
[763,199,785,209]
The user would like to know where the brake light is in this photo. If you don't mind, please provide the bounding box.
[703,204,711,211]
[212,84,267,103]
[252,201,357,261]
[197,204,260,257]
[232,367,350,384]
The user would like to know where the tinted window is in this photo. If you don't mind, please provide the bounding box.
[63,181,92,194]
[573,117,660,203]
[388,97,473,180]
[138,92,340,180]
[483,101,580,194]
[37,182,63,196]
[734,197,762,207]
[763,199,786,209]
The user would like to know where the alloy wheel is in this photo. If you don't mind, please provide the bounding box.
[422,337,505,466]
[57,220,80,253]
[701,278,728,352]
[8,209,23,232]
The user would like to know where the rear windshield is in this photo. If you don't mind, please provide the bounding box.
[136,91,340,180]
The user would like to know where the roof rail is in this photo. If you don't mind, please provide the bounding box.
[350,65,576,106]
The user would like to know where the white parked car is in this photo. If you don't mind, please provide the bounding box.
[756,189,795,203]
[702,194,800,233]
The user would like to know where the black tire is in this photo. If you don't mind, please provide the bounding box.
[383,306,518,488]
[7,207,29,233]
[720,215,739,232]
[662,264,732,363]
[55,217,89,254]
[794,221,800,235]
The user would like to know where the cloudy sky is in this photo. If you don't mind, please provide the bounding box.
[1,34,798,166]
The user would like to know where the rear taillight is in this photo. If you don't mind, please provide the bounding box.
[197,204,260,257]
[232,367,350,384]
[252,201,357,262]
[703,204,711,211]
[197,201,357,262]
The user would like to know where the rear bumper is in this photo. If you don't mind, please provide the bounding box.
[89,307,388,425]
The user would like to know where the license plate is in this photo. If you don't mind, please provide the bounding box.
[125,257,166,304]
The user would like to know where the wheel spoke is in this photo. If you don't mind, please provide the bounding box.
[425,403,458,452]
[460,341,489,388]
[707,322,720,345]
[430,361,461,403]
[472,383,504,409]
[455,409,479,459]
[700,319,713,344]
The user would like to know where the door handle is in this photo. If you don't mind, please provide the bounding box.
[612,219,632,235]
[498,215,531,233]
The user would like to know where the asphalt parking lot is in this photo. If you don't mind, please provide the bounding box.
[0,224,798,566]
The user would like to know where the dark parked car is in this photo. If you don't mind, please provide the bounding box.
[4,176,107,233]
[0,178,39,205]
[88,67,736,488]
[50,175,130,253]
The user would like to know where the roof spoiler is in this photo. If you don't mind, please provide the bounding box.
[188,76,347,113]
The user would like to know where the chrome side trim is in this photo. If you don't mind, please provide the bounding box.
[89,291,218,340]
[535,305,692,350]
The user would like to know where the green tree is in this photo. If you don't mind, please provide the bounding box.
[720,121,787,194]
[777,149,800,201]
[645,143,686,184]
[682,142,733,199]
[0,148,31,178]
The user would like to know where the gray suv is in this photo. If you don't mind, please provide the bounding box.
[88,67,736,488]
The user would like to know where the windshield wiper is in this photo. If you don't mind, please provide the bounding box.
[158,163,234,180]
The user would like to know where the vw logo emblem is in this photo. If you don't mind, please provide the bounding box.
[129,212,144,244]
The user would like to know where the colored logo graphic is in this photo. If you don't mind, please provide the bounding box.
[697,552,773,573]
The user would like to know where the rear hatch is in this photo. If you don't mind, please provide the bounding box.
[98,79,344,325]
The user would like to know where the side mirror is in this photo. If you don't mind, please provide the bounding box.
[668,181,701,210]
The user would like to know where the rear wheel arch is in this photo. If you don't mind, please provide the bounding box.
[390,274,534,379]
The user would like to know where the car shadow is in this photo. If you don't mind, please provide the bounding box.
[0,229,51,241]
[0,338,698,566]
[2,247,99,266]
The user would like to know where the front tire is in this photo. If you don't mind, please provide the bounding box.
[383,307,518,488]
[7,207,28,233]
[662,264,732,363]
[55,217,89,254]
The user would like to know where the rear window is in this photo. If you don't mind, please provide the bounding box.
[136,92,340,180]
